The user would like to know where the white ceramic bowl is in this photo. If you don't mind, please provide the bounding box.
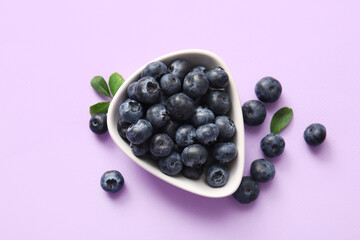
[107,49,245,198]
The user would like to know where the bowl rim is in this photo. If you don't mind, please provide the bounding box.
[107,49,245,198]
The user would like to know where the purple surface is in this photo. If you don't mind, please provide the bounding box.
[1,0,359,239]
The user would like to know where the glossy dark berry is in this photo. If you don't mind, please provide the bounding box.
[127,81,138,100]
[162,120,181,141]
[183,71,209,99]
[250,159,275,183]
[206,67,229,89]
[181,166,203,180]
[159,152,183,176]
[119,98,144,123]
[126,119,153,144]
[206,90,231,115]
[130,140,150,157]
[166,93,195,121]
[233,176,260,204]
[160,74,181,96]
[242,100,266,126]
[89,113,107,134]
[190,106,215,128]
[260,133,285,157]
[255,77,282,103]
[146,104,169,128]
[304,123,326,146]
[206,164,229,187]
[168,59,190,80]
[100,170,124,193]
[141,61,167,80]
[117,117,130,140]
[196,123,219,145]
[150,133,174,157]
[212,142,237,163]
[175,125,196,147]
[215,116,236,140]
[135,76,161,104]
[181,144,208,167]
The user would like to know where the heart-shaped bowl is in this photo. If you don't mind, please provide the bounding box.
[107,49,245,198]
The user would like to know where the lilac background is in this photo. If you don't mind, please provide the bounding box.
[1,0,359,239]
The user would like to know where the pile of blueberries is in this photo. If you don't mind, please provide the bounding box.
[117,60,237,187]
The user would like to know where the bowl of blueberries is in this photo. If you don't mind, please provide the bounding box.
[107,49,245,198]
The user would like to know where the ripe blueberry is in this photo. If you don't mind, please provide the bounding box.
[304,123,326,146]
[89,113,107,134]
[242,100,266,126]
[260,133,285,157]
[255,77,282,103]
[100,170,124,193]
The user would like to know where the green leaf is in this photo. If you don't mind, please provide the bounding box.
[89,101,111,115]
[270,107,294,134]
[91,76,111,98]
[109,72,125,97]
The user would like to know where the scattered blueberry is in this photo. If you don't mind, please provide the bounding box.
[117,117,130,140]
[162,120,181,141]
[206,90,231,115]
[215,116,236,140]
[160,74,181,96]
[260,133,285,157]
[250,159,275,183]
[130,140,150,157]
[212,142,237,163]
[181,166,203,180]
[206,164,229,187]
[126,119,153,144]
[150,133,174,157]
[100,170,124,193]
[119,98,144,123]
[89,113,107,134]
[304,123,326,146]
[190,106,215,127]
[135,76,161,104]
[166,93,195,120]
[146,104,169,128]
[181,144,208,167]
[127,81,138,100]
[233,176,260,204]
[141,61,167,80]
[175,125,196,147]
[168,59,190,80]
[206,67,229,89]
[159,152,183,176]
[255,77,282,103]
[242,100,266,126]
[196,123,219,145]
[183,71,209,99]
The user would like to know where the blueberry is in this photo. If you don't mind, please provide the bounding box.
[206,164,229,187]
[135,77,161,104]
[160,74,181,96]
[100,170,124,193]
[159,152,183,176]
[233,176,260,204]
[196,123,219,145]
[206,67,229,89]
[166,93,195,121]
[215,116,236,140]
[127,81,138,100]
[89,113,107,134]
[190,106,215,127]
[130,140,150,157]
[175,125,196,147]
[260,133,285,157]
[250,159,275,183]
[181,144,208,167]
[191,66,207,72]
[117,117,130,140]
[255,77,282,103]
[304,123,326,146]
[162,120,181,141]
[141,61,167,80]
[242,100,266,126]
[212,142,237,163]
[150,133,174,157]
[183,71,209,99]
[119,98,144,123]
[126,119,153,144]
[182,166,203,180]
[206,90,231,115]
[146,104,169,128]
[168,59,190,80]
